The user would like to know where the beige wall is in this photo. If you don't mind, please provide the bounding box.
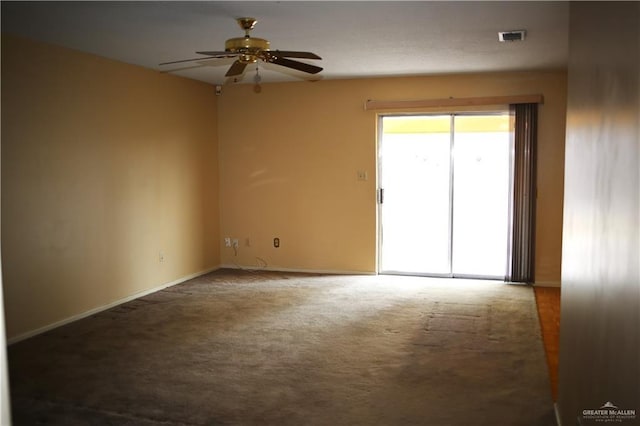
[559,2,639,423]
[1,35,567,341]
[1,35,220,340]
[218,71,566,282]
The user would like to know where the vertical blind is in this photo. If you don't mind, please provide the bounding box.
[508,103,538,283]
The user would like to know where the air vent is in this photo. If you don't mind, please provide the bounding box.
[498,30,526,42]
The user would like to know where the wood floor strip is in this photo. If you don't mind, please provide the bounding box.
[534,286,561,401]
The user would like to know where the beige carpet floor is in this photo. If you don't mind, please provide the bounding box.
[8,269,555,425]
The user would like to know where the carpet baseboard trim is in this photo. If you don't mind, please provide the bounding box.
[534,281,561,288]
[554,402,562,426]
[219,264,376,276]
[7,265,221,345]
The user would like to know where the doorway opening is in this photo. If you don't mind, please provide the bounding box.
[378,113,513,279]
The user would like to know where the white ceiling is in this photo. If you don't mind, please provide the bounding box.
[1,1,569,86]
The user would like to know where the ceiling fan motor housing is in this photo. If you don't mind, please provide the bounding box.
[225,17,269,64]
[225,37,270,63]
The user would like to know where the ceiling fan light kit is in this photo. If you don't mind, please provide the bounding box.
[160,17,323,82]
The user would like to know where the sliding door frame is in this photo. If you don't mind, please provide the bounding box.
[376,111,514,280]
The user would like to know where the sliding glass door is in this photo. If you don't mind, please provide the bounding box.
[379,116,452,274]
[378,113,513,279]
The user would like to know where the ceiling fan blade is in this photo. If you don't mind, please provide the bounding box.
[196,51,237,57]
[159,56,219,66]
[225,60,248,77]
[160,63,209,74]
[270,50,321,60]
[268,56,323,74]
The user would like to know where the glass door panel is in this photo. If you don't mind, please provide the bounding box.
[379,116,451,274]
[451,116,511,277]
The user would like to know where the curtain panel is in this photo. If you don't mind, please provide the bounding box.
[508,103,538,283]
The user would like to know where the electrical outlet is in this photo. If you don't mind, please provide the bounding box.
[273,237,280,248]
[357,170,368,181]
[224,237,231,247]
[159,251,164,263]
[232,239,239,249]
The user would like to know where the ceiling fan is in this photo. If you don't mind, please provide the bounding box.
[159,17,323,79]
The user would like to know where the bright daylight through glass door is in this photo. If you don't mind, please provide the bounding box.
[379,114,512,279]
